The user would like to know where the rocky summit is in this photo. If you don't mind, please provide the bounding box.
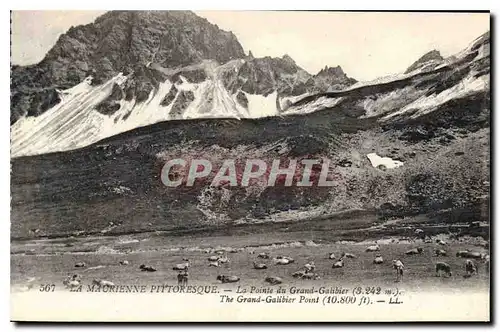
[11,11,360,157]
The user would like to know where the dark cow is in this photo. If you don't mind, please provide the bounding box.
[140,264,157,272]
[265,277,283,285]
[456,250,482,259]
[217,275,240,283]
[177,271,189,286]
[465,260,478,276]
[405,248,423,255]
[435,262,452,277]
[392,260,404,282]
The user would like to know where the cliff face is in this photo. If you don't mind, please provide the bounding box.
[11,11,246,124]
[11,10,360,157]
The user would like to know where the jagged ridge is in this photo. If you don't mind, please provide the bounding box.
[10,10,359,157]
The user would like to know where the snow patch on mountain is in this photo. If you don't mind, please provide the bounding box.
[382,72,488,122]
[244,91,279,118]
[283,97,343,115]
[11,74,127,157]
[367,153,404,169]
[10,69,286,157]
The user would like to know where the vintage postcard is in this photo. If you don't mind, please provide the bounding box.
[10,10,490,322]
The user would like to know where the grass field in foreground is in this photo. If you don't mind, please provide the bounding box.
[11,236,489,294]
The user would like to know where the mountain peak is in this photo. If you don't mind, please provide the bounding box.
[312,65,356,92]
[282,54,295,63]
[405,49,444,74]
[11,10,246,124]
[316,65,346,78]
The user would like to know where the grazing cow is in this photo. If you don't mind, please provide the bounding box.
[392,260,404,282]
[253,262,267,270]
[274,257,292,265]
[414,229,425,240]
[119,260,129,266]
[332,258,344,268]
[276,255,295,263]
[140,264,157,272]
[257,252,270,259]
[304,261,315,272]
[456,250,482,259]
[484,255,490,273]
[328,253,336,260]
[63,274,81,289]
[265,276,283,285]
[74,262,86,268]
[93,279,115,287]
[465,260,478,276]
[216,275,240,283]
[469,221,481,228]
[435,262,452,277]
[301,272,320,280]
[177,271,189,286]
[217,256,230,264]
[435,249,447,257]
[365,245,380,252]
[292,271,306,279]
[341,252,357,259]
[405,248,423,255]
[373,255,384,264]
[173,259,190,271]
[208,261,219,267]
[436,239,447,246]
[292,271,320,280]
[208,256,219,262]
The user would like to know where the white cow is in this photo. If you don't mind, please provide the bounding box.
[304,261,315,272]
[366,245,380,252]
[274,257,292,265]
[332,258,344,268]
[373,255,384,264]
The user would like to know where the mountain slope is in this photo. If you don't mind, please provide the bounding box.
[11,10,359,158]
[284,32,490,121]
[10,11,245,124]
[10,32,490,239]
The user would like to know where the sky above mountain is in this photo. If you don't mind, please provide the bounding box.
[11,10,489,81]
